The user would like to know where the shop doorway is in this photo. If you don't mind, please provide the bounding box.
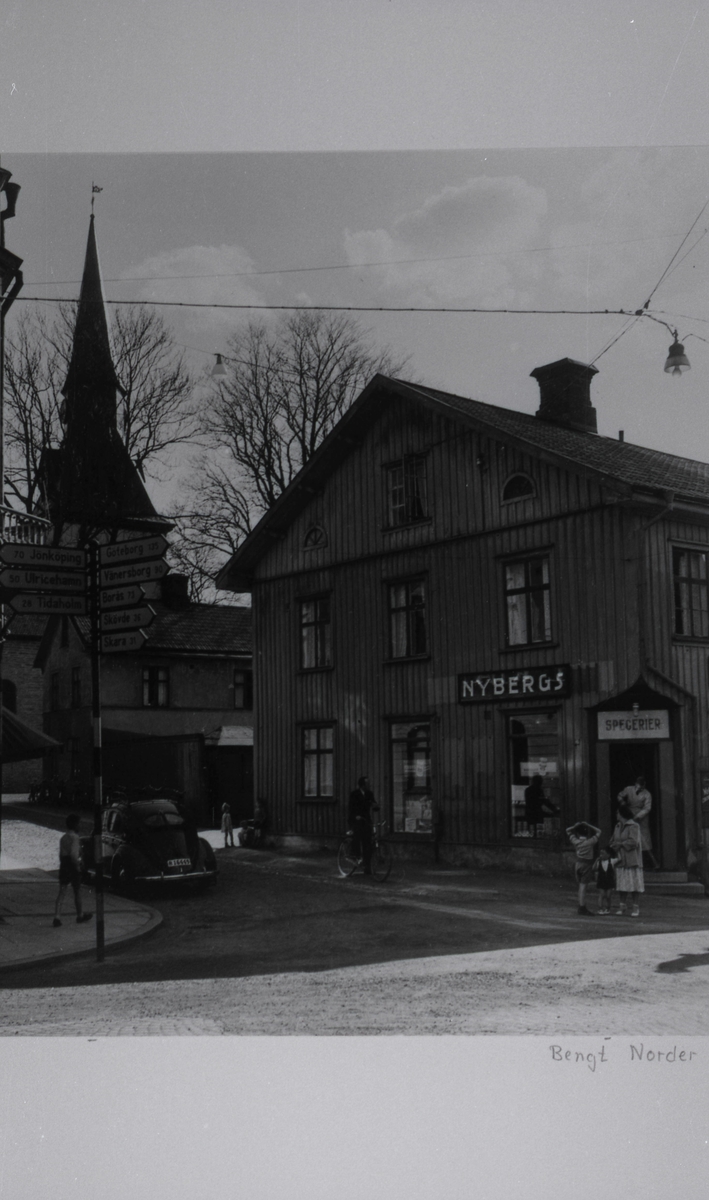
[608,742,661,863]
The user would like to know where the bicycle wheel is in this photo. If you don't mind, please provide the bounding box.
[337,840,359,877]
[370,842,393,882]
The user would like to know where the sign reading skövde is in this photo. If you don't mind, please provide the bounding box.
[458,665,571,703]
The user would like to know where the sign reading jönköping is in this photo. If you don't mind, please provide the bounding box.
[458,665,572,703]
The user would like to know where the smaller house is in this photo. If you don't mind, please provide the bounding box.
[35,575,253,825]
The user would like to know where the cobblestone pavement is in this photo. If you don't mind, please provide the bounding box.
[1,926,708,1035]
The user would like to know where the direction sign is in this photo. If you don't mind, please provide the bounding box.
[101,629,149,654]
[99,535,168,567]
[0,567,86,593]
[99,559,169,588]
[99,584,144,611]
[100,605,155,633]
[9,593,87,616]
[0,543,86,570]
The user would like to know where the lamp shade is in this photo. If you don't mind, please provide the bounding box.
[211,352,228,378]
[664,340,691,376]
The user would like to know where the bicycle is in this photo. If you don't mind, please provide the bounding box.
[337,820,393,881]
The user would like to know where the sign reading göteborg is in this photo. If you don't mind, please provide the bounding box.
[458,665,572,703]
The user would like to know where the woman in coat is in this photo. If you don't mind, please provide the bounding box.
[617,775,659,869]
[610,801,645,917]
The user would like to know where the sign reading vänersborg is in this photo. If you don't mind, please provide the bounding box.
[458,665,572,703]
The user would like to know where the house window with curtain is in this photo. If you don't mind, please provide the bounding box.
[504,556,551,646]
[390,721,432,834]
[386,455,428,527]
[302,725,334,798]
[673,547,709,637]
[142,666,169,708]
[300,597,332,669]
[233,669,253,710]
[389,579,427,659]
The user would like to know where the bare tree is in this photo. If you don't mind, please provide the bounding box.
[3,303,197,511]
[173,311,408,595]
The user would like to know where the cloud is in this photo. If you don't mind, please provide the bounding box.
[344,175,548,305]
[123,244,269,333]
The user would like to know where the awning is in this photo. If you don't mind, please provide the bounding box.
[204,725,254,748]
[1,708,61,763]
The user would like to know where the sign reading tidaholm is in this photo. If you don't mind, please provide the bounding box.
[458,665,571,703]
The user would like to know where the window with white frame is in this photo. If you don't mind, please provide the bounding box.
[302,725,334,798]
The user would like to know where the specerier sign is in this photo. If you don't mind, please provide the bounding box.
[458,665,571,703]
[597,710,670,740]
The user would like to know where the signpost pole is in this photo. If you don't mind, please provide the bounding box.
[88,541,105,962]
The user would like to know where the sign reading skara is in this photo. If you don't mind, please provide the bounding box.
[458,665,571,703]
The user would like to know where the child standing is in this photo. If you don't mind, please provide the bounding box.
[566,821,602,916]
[221,803,235,848]
[594,846,619,914]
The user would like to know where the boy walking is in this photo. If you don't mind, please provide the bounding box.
[53,813,93,927]
[566,821,602,916]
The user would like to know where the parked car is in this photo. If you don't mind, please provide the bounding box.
[81,798,217,890]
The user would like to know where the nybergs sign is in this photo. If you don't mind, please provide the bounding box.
[458,665,571,703]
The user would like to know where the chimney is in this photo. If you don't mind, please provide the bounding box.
[161,573,191,608]
[530,358,598,435]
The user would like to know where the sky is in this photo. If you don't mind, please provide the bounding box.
[4,144,709,518]
[2,3,709,1198]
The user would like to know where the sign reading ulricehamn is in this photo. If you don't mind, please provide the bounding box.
[458,665,572,703]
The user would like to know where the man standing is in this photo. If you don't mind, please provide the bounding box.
[617,775,659,870]
[348,776,378,876]
[53,813,93,927]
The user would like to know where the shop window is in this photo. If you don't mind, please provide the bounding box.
[50,672,60,711]
[302,725,334,798]
[504,556,551,645]
[389,579,427,659]
[304,525,327,550]
[502,473,535,503]
[300,597,332,669]
[673,547,709,637]
[391,721,432,834]
[233,668,253,710]
[142,666,169,708]
[386,455,428,527]
[508,712,561,838]
[69,736,80,780]
[71,667,81,709]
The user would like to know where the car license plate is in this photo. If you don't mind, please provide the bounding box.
[167,858,191,868]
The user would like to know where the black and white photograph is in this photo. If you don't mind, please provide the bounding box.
[1,3,708,1198]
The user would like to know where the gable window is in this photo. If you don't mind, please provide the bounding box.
[502,473,535,503]
[505,556,551,646]
[142,666,169,708]
[304,525,328,550]
[50,672,60,711]
[302,725,334,798]
[386,455,428,527]
[300,597,332,669]
[71,667,81,709]
[673,547,709,638]
[233,668,253,710]
[389,579,427,659]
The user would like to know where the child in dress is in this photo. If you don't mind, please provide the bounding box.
[221,803,235,848]
[566,821,602,915]
[594,845,619,915]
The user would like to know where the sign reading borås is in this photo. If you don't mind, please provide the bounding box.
[458,665,572,703]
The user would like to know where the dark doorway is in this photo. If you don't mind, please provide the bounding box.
[608,742,661,863]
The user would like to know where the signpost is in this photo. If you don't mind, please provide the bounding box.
[100,605,155,633]
[0,567,86,592]
[0,543,86,570]
[99,558,169,588]
[9,593,87,616]
[99,584,144,610]
[100,629,149,654]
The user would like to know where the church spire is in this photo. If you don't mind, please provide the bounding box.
[62,214,122,412]
[49,215,169,535]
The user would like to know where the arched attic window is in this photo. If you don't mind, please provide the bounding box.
[502,473,536,504]
[304,525,328,551]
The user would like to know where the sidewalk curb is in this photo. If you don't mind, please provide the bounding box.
[0,896,163,976]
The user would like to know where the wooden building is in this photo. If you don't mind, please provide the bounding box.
[217,359,709,880]
[35,578,253,825]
